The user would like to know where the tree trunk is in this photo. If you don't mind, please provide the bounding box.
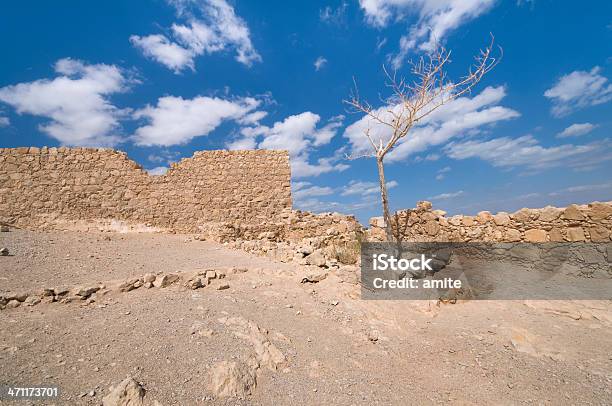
[376,156,394,242]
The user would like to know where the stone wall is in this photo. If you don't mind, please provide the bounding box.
[369,200,612,243]
[0,147,291,232]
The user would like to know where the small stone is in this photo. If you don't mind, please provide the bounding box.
[0,225,9,232]
[24,296,41,306]
[144,282,153,289]
[217,283,230,290]
[143,273,156,283]
[304,250,326,267]
[6,299,20,308]
[368,330,379,342]
[153,274,179,288]
[0,247,9,256]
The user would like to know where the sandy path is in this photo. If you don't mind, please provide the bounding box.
[1,230,611,405]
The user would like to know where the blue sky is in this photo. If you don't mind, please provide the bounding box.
[1,0,611,223]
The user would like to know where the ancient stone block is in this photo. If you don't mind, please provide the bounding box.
[562,204,585,221]
[566,227,586,242]
[524,229,547,242]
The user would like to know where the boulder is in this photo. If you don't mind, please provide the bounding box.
[102,377,145,406]
[304,250,326,267]
[208,361,257,398]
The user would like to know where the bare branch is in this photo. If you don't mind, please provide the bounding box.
[343,34,500,242]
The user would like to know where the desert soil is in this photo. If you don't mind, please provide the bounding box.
[1,230,611,405]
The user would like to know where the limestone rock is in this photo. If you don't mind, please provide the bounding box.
[504,229,522,242]
[300,271,328,283]
[208,361,257,398]
[423,220,440,236]
[538,206,561,222]
[143,273,156,283]
[119,279,142,292]
[511,208,533,222]
[73,286,100,299]
[24,296,41,306]
[549,228,564,242]
[562,205,585,221]
[6,299,20,308]
[566,227,586,242]
[492,213,510,226]
[304,250,326,267]
[462,217,475,227]
[153,274,179,288]
[588,226,610,242]
[416,201,432,210]
[102,377,145,406]
[587,202,612,221]
[524,229,547,242]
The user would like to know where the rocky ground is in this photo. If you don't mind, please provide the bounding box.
[1,230,611,405]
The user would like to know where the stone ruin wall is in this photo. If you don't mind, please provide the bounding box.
[0,147,292,233]
[369,200,612,243]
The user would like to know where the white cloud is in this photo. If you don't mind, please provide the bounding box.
[132,0,260,73]
[445,135,612,172]
[428,190,464,200]
[548,182,612,197]
[320,2,348,25]
[230,112,348,178]
[293,184,335,201]
[146,166,169,175]
[358,0,496,68]
[314,56,328,71]
[556,122,597,138]
[343,85,519,162]
[147,150,181,164]
[435,166,451,180]
[341,180,398,196]
[130,34,196,74]
[544,67,612,117]
[132,95,259,146]
[0,58,130,146]
[0,116,9,127]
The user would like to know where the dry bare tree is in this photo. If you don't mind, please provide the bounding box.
[344,35,501,242]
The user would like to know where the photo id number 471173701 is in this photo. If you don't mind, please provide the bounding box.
[0,386,60,399]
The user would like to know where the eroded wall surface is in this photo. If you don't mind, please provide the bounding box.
[0,147,292,231]
[369,200,612,243]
